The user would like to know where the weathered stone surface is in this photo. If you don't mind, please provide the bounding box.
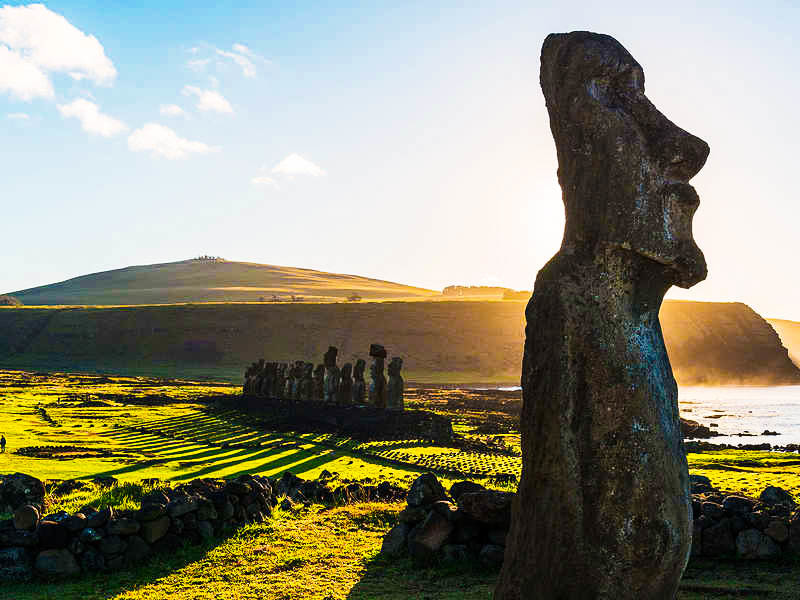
[764,519,789,544]
[702,519,736,557]
[13,505,39,531]
[441,543,470,563]
[64,513,87,533]
[79,527,103,543]
[80,548,105,573]
[86,507,112,529]
[34,548,80,577]
[107,517,140,536]
[0,528,38,547]
[760,486,796,507]
[408,511,454,563]
[449,481,486,502]
[381,522,410,556]
[495,31,710,600]
[0,474,45,513]
[98,535,127,556]
[702,502,724,520]
[386,357,404,411]
[431,501,460,523]
[124,535,150,564]
[0,547,32,582]
[398,506,428,524]
[167,496,198,517]
[407,473,447,508]
[458,491,512,526]
[37,521,69,550]
[136,503,167,522]
[736,528,781,559]
[140,515,170,544]
[723,496,755,515]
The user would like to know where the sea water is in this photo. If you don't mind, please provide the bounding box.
[679,386,800,447]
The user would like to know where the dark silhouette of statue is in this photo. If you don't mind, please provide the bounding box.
[386,357,404,411]
[495,32,709,600]
[352,359,367,404]
[368,344,387,408]
[338,362,353,405]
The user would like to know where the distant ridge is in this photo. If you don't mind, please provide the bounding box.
[7,259,438,306]
[768,319,800,368]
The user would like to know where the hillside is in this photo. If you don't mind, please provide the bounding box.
[6,259,438,305]
[768,319,800,368]
[0,300,797,385]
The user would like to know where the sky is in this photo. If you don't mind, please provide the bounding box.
[1,1,798,320]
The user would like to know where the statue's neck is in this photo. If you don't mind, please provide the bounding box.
[558,242,671,322]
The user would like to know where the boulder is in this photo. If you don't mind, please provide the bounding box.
[168,496,198,518]
[80,548,105,573]
[0,528,38,547]
[34,548,80,577]
[702,519,736,557]
[736,528,781,559]
[64,513,87,533]
[449,481,486,502]
[381,522,410,556]
[760,486,796,507]
[441,543,470,563]
[136,503,167,522]
[407,473,448,508]
[197,520,214,540]
[701,502,724,520]
[98,535,127,556]
[140,515,170,544]
[79,527,103,543]
[722,496,756,515]
[764,519,789,544]
[124,535,150,564]
[86,507,112,529]
[196,498,218,521]
[0,547,32,582]
[398,506,428,524]
[107,517,140,536]
[0,474,45,513]
[37,521,69,550]
[457,490,513,525]
[408,511,454,563]
[431,501,460,523]
[13,505,39,531]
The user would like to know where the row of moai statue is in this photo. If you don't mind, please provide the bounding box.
[243,344,404,410]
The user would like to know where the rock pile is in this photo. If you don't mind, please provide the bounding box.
[381,473,512,567]
[382,473,800,568]
[690,476,799,559]
[0,471,405,582]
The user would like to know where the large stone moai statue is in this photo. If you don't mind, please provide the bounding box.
[289,361,303,400]
[323,346,341,404]
[301,363,315,402]
[495,32,709,600]
[368,344,387,408]
[352,359,367,404]
[386,357,404,411]
[275,363,287,399]
[312,364,325,401]
[338,362,353,405]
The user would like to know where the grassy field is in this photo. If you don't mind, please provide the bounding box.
[2,369,800,599]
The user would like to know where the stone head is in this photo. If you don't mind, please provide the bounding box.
[540,31,708,288]
[341,363,352,378]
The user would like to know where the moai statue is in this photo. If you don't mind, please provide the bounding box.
[312,364,325,401]
[243,362,257,395]
[386,357,404,411]
[323,346,341,404]
[495,32,710,600]
[338,363,353,406]
[351,359,366,404]
[368,344,387,409]
[302,363,315,402]
[290,361,303,400]
[275,363,287,399]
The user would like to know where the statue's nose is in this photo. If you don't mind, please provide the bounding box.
[654,127,709,182]
[632,96,710,181]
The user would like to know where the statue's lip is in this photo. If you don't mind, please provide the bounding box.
[663,181,700,208]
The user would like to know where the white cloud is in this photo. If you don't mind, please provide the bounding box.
[187,58,210,72]
[57,98,127,137]
[251,175,277,186]
[216,48,255,78]
[7,112,29,119]
[128,123,219,160]
[159,104,186,117]
[182,85,233,114]
[0,4,116,100]
[271,153,326,177]
[0,44,53,100]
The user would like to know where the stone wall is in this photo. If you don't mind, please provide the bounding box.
[382,473,800,565]
[0,471,404,582]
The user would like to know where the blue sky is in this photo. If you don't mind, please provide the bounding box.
[2,1,799,320]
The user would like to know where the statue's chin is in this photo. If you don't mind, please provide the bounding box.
[667,246,707,289]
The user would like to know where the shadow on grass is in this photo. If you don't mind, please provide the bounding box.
[3,534,234,600]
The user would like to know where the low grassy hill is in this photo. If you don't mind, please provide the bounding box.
[767,318,800,368]
[6,259,438,305]
[0,300,797,385]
